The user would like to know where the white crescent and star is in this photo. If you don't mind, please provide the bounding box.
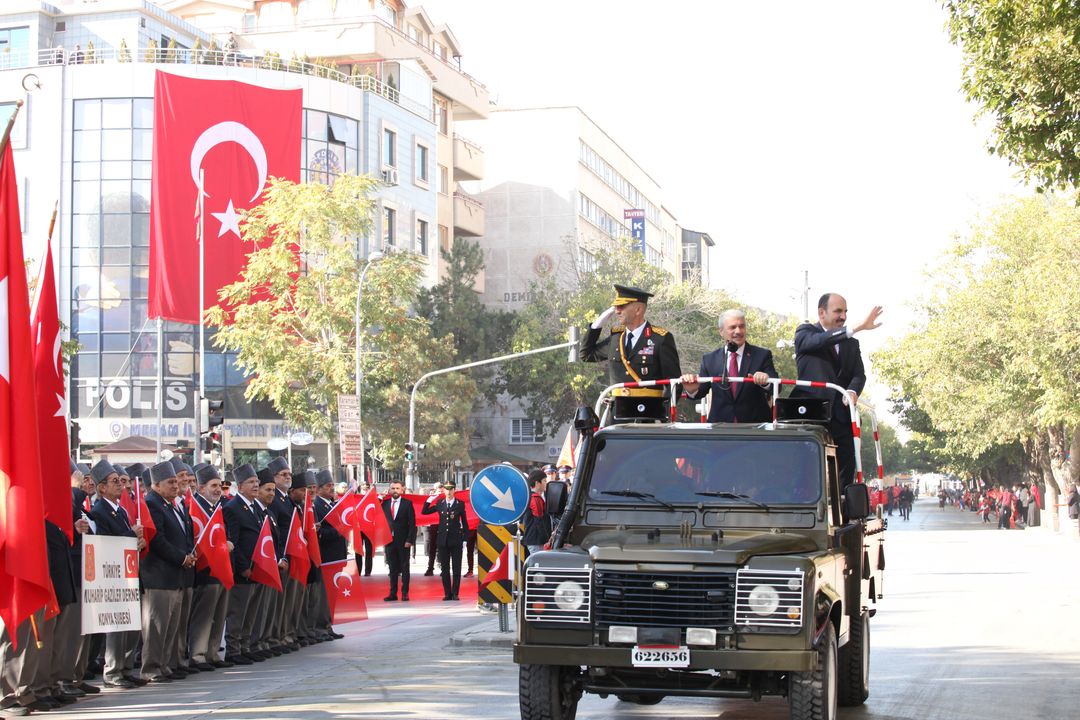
[190,120,268,239]
[340,506,355,527]
[208,524,223,548]
[125,552,138,575]
[259,535,274,559]
[362,504,375,524]
[192,514,205,538]
[332,569,353,597]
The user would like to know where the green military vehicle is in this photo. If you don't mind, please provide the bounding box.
[515,389,886,720]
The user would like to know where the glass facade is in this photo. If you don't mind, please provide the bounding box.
[70,100,361,438]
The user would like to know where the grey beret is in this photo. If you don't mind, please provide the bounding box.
[267,457,290,476]
[90,459,117,484]
[232,463,257,483]
[150,461,177,484]
[196,465,221,484]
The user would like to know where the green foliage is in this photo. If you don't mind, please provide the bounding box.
[206,175,476,469]
[943,0,1080,193]
[874,195,1079,483]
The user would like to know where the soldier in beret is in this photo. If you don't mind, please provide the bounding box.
[87,460,145,689]
[222,464,261,665]
[278,473,308,651]
[580,283,681,422]
[188,464,232,670]
[250,469,287,659]
[166,459,197,676]
[312,470,345,641]
[265,458,293,654]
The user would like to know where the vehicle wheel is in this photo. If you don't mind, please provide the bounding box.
[789,623,837,720]
[838,610,870,706]
[616,694,664,705]
[519,664,581,720]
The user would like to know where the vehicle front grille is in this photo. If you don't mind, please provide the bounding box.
[593,569,736,629]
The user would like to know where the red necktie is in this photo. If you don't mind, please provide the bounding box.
[728,351,739,398]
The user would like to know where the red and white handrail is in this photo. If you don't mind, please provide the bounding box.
[594,376,882,484]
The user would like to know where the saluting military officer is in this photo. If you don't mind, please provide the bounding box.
[580,284,682,421]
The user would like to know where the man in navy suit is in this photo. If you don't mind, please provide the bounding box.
[189,465,232,670]
[382,481,417,602]
[312,471,345,641]
[681,309,778,423]
[222,464,261,665]
[793,293,883,489]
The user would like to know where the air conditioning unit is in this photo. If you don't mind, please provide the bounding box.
[381,168,398,186]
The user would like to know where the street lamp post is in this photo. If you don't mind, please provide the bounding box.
[353,250,384,488]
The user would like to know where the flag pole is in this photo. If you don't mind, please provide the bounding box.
[196,168,206,464]
[156,317,163,458]
[0,99,22,156]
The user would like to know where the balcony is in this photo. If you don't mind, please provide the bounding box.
[452,133,484,181]
[453,191,485,237]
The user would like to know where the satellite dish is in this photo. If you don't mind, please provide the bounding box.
[290,432,314,447]
[267,438,289,451]
[159,449,175,460]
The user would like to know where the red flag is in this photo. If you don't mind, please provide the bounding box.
[322,489,359,540]
[303,492,321,567]
[405,493,438,527]
[132,481,156,560]
[30,235,71,543]
[356,485,392,547]
[194,505,233,590]
[148,71,301,323]
[250,516,282,592]
[319,558,367,624]
[188,491,211,570]
[117,488,137,526]
[284,508,310,584]
[0,138,52,643]
[481,544,511,588]
[456,488,481,531]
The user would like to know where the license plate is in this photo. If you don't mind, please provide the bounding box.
[631,645,690,668]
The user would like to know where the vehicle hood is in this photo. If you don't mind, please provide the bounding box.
[581,528,819,565]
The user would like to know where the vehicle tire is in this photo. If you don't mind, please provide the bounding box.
[789,623,837,720]
[519,664,580,720]
[838,610,870,706]
[616,694,664,705]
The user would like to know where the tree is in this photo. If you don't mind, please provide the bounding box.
[943,1,1080,193]
[415,237,516,404]
[206,175,476,470]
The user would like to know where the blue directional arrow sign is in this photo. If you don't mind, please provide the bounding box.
[470,464,530,526]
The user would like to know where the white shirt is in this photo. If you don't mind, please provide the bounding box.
[623,324,644,350]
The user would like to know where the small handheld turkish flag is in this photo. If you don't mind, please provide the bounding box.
[322,489,359,540]
[481,544,511,588]
[356,486,393,547]
[250,517,282,592]
[320,558,367,624]
[195,505,233,590]
[303,492,321,567]
[285,508,310,583]
[188,492,211,569]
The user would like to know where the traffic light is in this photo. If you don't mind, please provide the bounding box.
[416,443,426,461]
[69,420,80,456]
[404,443,414,461]
[200,398,224,432]
[203,427,223,455]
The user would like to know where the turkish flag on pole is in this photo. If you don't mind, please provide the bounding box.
[148,71,301,323]
[320,558,368,624]
[322,489,359,540]
[30,235,71,543]
[284,508,310,584]
[250,516,282,592]
[195,504,233,589]
[481,544,511,588]
[0,139,53,643]
[126,481,156,560]
[356,486,393,548]
[187,492,211,570]
[303,492,321,567]
[405,493,438,527]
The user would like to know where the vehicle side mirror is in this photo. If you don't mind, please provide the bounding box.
[842,483,871,521]
[544,480,568,516]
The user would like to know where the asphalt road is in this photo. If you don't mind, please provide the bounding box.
[41,498,1080,720]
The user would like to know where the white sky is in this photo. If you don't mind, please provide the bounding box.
[419,0,1024,388]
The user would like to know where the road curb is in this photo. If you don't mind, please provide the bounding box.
[449,617,515,648]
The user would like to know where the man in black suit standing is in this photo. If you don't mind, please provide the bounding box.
[422,482,469,601]
[312,471,345,641]
[222,464,260,665]
[189,465,232,670]
[793,293,883,489]
[382,480,416,602]
[681,309,779,423]
[265,458,293,655]
[140,461,196,683]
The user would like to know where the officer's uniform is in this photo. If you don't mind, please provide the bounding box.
[421,485,470,601]
[580,284,681,421]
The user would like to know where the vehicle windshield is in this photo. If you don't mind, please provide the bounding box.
[586,435,822,506]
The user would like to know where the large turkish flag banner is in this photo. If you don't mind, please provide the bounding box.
[148,71,301,323]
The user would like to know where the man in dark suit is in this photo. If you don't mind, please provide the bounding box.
[139,461,196,683]
[265,458,293,655]
[312,471,345,641]
[681,309,779,423]
[793,293,883,489]
[580,284,681,422]
[222,464,260,665]
[422,482,469,601]
[382,480,417,602]
[189,465,231,670]
[86,460,146,689]
[251,469,287,659]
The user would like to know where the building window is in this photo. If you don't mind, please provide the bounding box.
[510,418,543,444]
[432,40,447,61]
[416,218,429,256]
[408,25,423,44]
[438,224,449,251]
[382,127,396,168]
[434,98,448,135]
[378,0,398,27]
[437,164,449,195]
[0,26,30,69]
[414,142,429,184]
[383,206,396,247]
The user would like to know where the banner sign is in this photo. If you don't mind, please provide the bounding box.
[624,208,645,253]
[81,535,142,634]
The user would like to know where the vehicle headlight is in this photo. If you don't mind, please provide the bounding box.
[748,584,780,616]
[554,580,585,611]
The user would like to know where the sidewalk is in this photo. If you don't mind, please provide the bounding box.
[449,615,515,648]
